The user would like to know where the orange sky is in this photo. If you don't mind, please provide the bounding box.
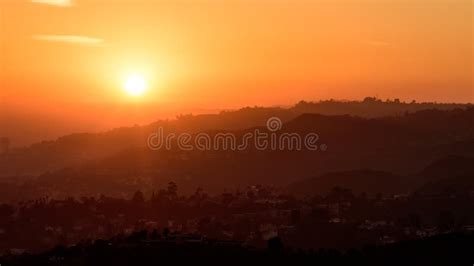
[0,0,473,145]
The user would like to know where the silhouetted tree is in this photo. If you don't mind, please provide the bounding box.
[151,229,160,240]
[163,227,170,238]
[267,236,284,253]
[167,182,178,198]
[132,190,145,204]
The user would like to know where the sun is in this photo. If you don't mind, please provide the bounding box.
[124,74,147,96]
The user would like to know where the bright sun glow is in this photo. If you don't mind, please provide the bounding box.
[124,74,147,96]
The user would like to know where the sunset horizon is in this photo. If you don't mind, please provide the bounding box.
[1,0,473,146]
[0,0,473,265]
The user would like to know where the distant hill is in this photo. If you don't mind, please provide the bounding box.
[418,155,474,181]
[417,174,474,196]
[415,156,474,195]
[286,169,409,196]
[288,155,474,197]
[1,100,471,177]
[0,106,306,177]
[1,105,473,200]
[292,98,471,118]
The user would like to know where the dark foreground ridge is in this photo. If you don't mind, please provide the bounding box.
[1,231,473,266]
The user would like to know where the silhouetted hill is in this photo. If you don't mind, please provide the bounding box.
[1,101,471,177]
[0,108,299,177]
[417,174,474,196]
[413,156,474,195]
[0,119,260,177]
[1,106,473,200]
[289,155,474,198]
[418,155,474,181]
[287,169,408,196]
[292,98,471,118]
[286,108,474,147]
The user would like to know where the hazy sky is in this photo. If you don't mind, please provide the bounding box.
[0,0,473,145]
